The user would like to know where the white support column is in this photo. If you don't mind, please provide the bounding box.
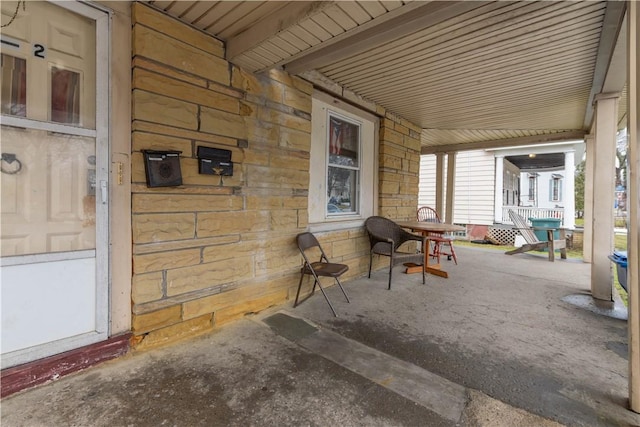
[494,155,504,223]
[563,150,576,229]
[584,135,595,263]
[591,93,619,301]
[445,152,456,224]
[627,0,640,412]
[435,153,445,218]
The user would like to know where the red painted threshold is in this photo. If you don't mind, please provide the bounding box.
[1,333,131,398]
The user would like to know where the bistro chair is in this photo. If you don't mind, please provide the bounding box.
[364,216,426,290]
[295,232,350,317]
[416,206,458,264]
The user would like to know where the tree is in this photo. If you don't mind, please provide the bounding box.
[574,130,627,219]
[616,147,627,188]
[575,160,585,218]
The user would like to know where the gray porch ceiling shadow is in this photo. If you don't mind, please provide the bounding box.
[146,1,628,153]
[505,153,566,171]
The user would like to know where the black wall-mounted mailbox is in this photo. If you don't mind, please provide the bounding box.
[142,150,183,187]
[197,146,233,176]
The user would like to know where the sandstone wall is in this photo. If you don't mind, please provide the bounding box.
[130,3,421,348]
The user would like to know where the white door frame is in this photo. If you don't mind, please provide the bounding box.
[0,0,110,368]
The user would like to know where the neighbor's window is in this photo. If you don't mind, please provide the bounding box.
[528,175,537,201]
[327,115,360,216]
[309,91,377,226]
[550,174,562,202]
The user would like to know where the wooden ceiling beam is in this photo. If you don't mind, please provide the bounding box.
[582,1,627,129]
[282,1,490,75]
[421,130,587,154]
[226,1,333,63]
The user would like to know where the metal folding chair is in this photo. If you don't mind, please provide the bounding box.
[295,232,350,316]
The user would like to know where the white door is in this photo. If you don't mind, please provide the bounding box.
[0,1,109,368]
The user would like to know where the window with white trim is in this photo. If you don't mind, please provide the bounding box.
[327,115,360,215]
[309,91,377,227]
[550,174,562,202]
[528,174,537,201]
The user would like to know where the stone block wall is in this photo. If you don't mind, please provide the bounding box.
[379,114,422,220]
[130,3,421,348]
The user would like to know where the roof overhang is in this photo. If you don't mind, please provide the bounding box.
[145,1,629,152]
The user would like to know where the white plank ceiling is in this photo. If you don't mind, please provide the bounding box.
[145,1,628,152]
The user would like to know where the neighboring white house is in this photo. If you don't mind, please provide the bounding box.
[520,170,565,209]
[419,141,583,240]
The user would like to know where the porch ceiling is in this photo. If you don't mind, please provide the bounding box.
[506,153,566,170]
[146,1,628,153]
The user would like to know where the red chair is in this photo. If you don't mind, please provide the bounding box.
[416,207,458,264]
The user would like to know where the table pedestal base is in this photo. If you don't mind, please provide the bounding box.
[404,263,448,278]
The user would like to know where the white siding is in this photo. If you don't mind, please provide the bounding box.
[418,155,438,208]
[454,151,495,225]
[419,151,495,225]
[503,160,521,207]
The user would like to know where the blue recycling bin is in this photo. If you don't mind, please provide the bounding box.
[608,250,628,292]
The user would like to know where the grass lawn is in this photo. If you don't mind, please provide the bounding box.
[575,217,627,228]
[455,231,629,306]
[614,232,628,306]
[454,239,583,258]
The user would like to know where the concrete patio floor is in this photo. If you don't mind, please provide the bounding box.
[2,246,639,426]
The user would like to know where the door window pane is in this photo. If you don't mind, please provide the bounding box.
[51,66,80,125]
[327,115,360,215]
[1,54,27,117]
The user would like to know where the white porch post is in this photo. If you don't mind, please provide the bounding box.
[445,152,456,224]
[584,135,595,263]
[435,153,445,218]
[591,93,619,301]
[494,155,504,223]
[563,150,576,229]
[627,0,640,412]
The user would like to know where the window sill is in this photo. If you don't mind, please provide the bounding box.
[308,219,365,233]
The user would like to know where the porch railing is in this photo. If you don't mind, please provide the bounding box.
[501,206,565,226]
